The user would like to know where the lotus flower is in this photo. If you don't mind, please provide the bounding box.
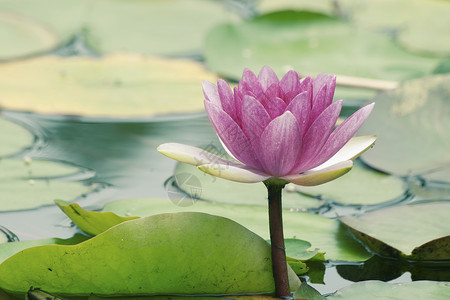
[158,66,375,186]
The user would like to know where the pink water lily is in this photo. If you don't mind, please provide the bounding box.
[158,66,375,186]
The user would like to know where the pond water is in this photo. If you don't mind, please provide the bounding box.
[3,108,447,298]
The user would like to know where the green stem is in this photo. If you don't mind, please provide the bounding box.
[264,180,290,297]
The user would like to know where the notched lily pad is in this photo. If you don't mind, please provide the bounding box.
[359,75,450,183]
[0,212,301,295]
[339,201,450,260]
[55,200,138,236]
[204,10,438,92]
[0,54,217,117]
[0,158,93,212]
[0,12,58,60]
[0,117,33,157]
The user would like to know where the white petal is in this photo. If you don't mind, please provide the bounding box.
[312,135,376,171]
[198,163,270,183]
[157,143,233,166]
[282,160,353,186]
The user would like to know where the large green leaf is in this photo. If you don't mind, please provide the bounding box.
[0,212,301,295]
[0,158,83,180]
[328,281,450,300]
[204,11,438,85]
[359,75,450,183]
[0,12,58,60]
[174,162,322,210]
[0,54,217,117]
[104,198,371,262]
[288,160,406,205]
[0,234,88,264]
[0,117,33,157]
[84,0,238,56]
[339,201,450,260]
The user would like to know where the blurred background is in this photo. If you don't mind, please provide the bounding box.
[0,0,449,298]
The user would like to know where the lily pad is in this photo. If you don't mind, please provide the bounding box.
[0,54,217,117]
[0,158,93,212]
[55,200,138,236]
[0,212,301,295]
[339,201,450,260]
[0,179,93,212]
[359,75,450,183]
[287,160,406,205]
[174,161,322,210]
[328,281,450,300]
[84,0,238,56]
[104,197,371,262]
[204,11,438,85]
[0,12,58,60]
[0,0,89,49]
[0,234,89,264]
[0,117,33,157]
[0,158,84,180]
[342,0,450,57]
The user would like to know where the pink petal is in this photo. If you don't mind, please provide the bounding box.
[295,99,343,172]
[257,111,302,177]
[264,97,287,119]
[241,95,272,148]
[233,86,244,126]
[202,80,221,108]
[310,84,328,122]
[217,78,236,120]
[258,66,279,91]
[280,70,300,95]
[242,68,265,99]
[204,100,261,169]
[285,91,311,137]
[264,83,282,101]
[308,103,375,168]
[283,160,353,186]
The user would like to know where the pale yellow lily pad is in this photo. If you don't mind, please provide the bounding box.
[0,54,217,117]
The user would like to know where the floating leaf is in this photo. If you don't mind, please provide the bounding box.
[204,11,438,90]
[0,158,93,212]
[288,160,406,205]
[175,162,322,210]
[55,200,138,236]
[104,198,371,262]
[339,201,450,260]
[0,54,217,117]
[85,0,238,55]
[328,281,450,300]
[285,239,320,261]
[0,12,58,60]
[0,158,84,180]
[0,234,88,264]
[0,0,89,48]
[359,75,450,183]
[0,117,33,157]
[342,0,450,57]
[0,212,301,295]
